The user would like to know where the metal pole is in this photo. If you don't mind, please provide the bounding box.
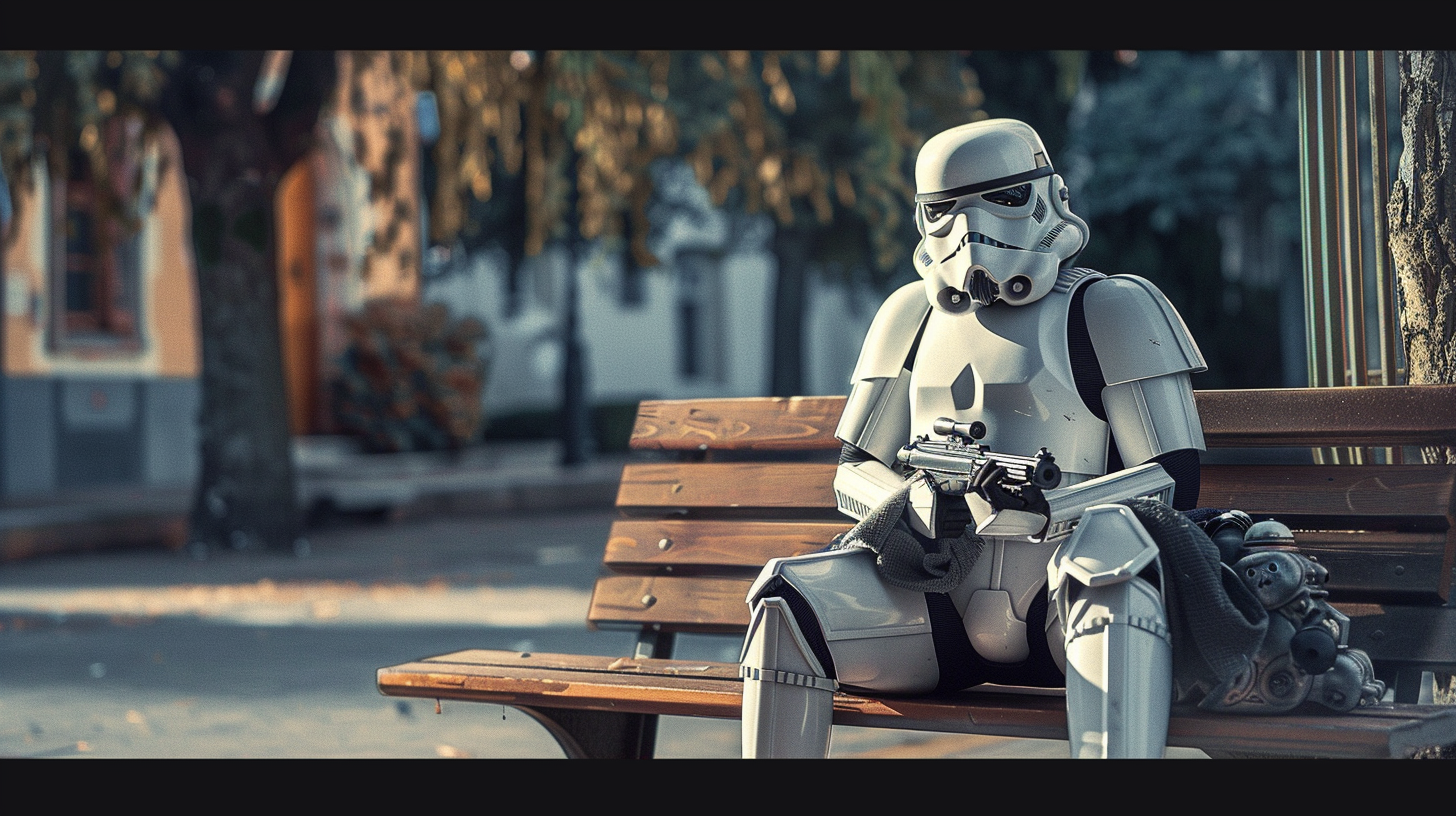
[1318,51,1349,394]
[1336,51,1368,390]
[1299,51,1338,391]
[0,158,8,499]
[1367,50,1400,387]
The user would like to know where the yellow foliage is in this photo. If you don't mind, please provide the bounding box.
[358,48,982,279]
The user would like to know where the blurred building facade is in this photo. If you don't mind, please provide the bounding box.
[288,66,883,444]
[0,53,894,505]
[0,120,201,501]
[419,160,883,424]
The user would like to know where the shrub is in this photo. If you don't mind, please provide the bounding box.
[332,298,490,453]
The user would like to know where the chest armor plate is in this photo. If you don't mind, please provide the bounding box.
[909,287,1109,480]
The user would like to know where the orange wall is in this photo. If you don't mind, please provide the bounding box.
[2,126,199,379]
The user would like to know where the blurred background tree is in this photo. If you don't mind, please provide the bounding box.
[1064,50,1304,390]
[661,51,980,396]
[159,51,336,554]
[405,50,985,399]
[0,50,333,554]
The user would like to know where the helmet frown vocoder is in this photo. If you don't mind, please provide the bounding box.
[913,118,1089,311]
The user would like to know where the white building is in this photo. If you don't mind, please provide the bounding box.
[421,160,891,428]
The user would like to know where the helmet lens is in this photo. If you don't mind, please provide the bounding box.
[981,184,1031,207]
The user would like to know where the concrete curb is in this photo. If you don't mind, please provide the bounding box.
[1,438,627,562]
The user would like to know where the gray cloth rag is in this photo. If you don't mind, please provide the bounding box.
[1114,497,1270,708]
[829,480,984,594]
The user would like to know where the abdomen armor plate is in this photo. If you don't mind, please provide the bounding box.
[910,286,1109,481]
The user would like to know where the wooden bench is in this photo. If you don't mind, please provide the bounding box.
[377,385,1456,758]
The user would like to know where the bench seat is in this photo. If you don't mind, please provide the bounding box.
[378,648,1456,759]
[378,385,1456,758]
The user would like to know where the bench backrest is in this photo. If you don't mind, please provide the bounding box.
[588,386,1456,659]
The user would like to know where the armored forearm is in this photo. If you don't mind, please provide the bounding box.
[1039,463,1176,541]
[835,442,958,539]
[833,446,908,522]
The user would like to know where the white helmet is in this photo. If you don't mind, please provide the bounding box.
[912,118,1089,311]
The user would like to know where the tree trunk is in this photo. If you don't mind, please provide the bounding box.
[1387,50,1456,709]
[770,225,815,397]
[1389,52,1456,463]
[161,51,328,553]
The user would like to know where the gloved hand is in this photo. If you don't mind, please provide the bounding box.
[934,490,973,539]
[970,463,1051,518]
[907,475,974,540]
[966,463,1051,539]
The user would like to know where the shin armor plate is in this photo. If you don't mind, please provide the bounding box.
[1052,503,1172,758]
[739,597,837,758]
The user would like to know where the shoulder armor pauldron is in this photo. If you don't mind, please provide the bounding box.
[849,282,932,382]
[1082,275,1207,386]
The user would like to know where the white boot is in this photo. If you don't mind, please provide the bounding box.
[1053,504,1173,758]
[740,597,836,758]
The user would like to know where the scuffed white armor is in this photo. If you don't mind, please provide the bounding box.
[1050,503,1174,758]
[739,596,837,757]
[911,270,1111,485]
[741,118,1208,759]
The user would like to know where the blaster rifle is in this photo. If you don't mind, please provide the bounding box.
[896,417,1061,497]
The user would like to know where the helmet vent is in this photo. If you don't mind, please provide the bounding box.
[1032,196,1047,223]
[1039,221,1068,248]
[918,247,934,268]
[967,269,1000,307]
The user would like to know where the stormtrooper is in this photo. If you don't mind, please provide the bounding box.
[738,118,1211,758]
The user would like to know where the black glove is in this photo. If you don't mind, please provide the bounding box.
[970,463,1051,518]
[934,492,973,539]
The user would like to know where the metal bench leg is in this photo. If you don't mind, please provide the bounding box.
[515,706,660,759]
[1393,669,1435,704]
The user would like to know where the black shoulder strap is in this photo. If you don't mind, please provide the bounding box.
[1066,274,1107,421]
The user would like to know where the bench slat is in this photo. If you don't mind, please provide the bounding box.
[589,575,752,634]
[376,649,1456,758]
[602,524,1444,599]
[619,462,1456,523]
[604,519,851,573]
[1194,385,1456,448]
[1341,603,1456,670]
[1201,463,1456,520]
[631,396,844,452]
[587,570,1456,668]
[1288,530,1449,599]
[615,462,839,513]
[629,386,1456,452]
